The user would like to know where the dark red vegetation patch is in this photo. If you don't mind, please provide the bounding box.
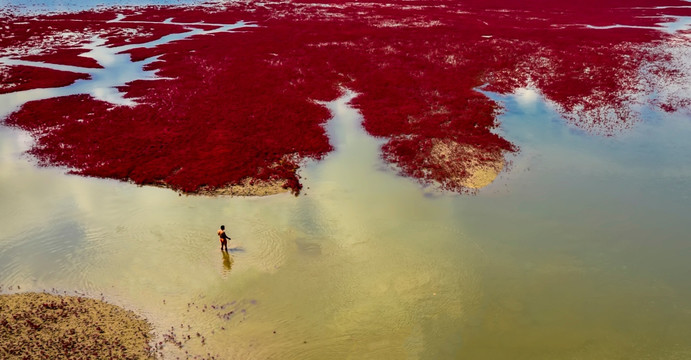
[1,1,690,194]
[0,66,90,94]
[21,49,102,69]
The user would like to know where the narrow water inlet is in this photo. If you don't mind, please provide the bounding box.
[0,17,255,115]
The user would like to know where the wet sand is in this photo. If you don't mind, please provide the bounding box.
[0,292,153,359]
[428,139,506,190]
[195,178,290,197]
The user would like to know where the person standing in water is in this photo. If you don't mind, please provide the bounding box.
[218,225,230,251]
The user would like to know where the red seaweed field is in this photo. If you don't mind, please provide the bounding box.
[1,0,690,194]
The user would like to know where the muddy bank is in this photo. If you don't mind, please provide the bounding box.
[0,292,153,359]
[196,178,290,197]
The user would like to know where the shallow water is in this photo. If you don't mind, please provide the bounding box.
[2,85,691,358]
[1,0,198,14]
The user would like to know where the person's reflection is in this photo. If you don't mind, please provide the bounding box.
[222,250,233,273]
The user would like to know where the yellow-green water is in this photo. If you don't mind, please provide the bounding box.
[1,91,690,359]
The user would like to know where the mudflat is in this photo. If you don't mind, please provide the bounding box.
[0,292,153,359]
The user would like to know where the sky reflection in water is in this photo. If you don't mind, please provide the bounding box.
[1,87,690,358]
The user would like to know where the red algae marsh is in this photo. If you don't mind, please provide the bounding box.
[3,0,690,193]
[2,0,691,359]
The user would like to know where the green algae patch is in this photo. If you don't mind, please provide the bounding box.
[0,292,153,359]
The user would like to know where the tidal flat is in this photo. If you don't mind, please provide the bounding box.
[1,1,691,359]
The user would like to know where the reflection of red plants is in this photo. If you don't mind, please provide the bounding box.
[2,1,689,194]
